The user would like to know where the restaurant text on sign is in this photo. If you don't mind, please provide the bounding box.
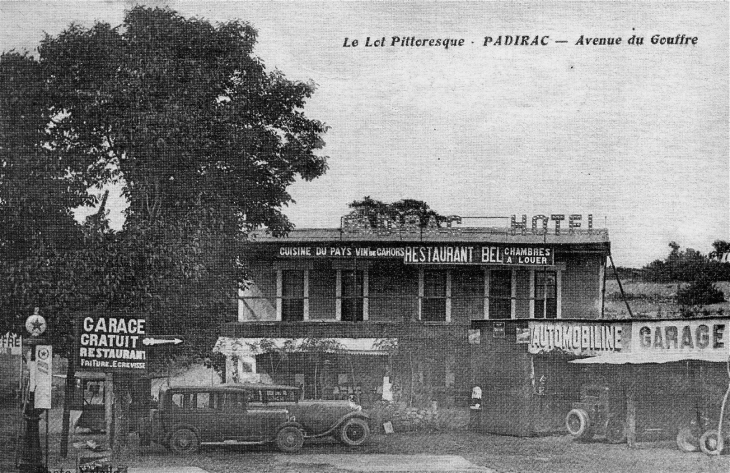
[278,245,554,266]
[78,316,147,371]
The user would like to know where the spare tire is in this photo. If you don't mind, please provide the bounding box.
[566,409,591,438]
[676,427,700,453]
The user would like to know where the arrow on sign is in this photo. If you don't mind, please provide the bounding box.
[142,337,183,346]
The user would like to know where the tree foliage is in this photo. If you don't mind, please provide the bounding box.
[641,241,730,283]
[0,7,329,360]
[676,275,725,308]
[348,196,447,227]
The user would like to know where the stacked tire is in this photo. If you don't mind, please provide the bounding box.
[566,409,592,440]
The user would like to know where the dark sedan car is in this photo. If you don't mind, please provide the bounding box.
[140,385,305,454]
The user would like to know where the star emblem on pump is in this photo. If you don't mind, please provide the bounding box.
[25,308,47,337]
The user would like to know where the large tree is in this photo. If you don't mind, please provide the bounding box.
[0,6,329,356]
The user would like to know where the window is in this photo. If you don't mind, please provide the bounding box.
[282,270,304,321]
[218,392,246,411]
[489,270,512,319]
[422,270,446,321]
[265,389,299,403]
[534,270,557,319]
[341,270,364,322]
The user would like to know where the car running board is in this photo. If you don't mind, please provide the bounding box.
[201,440,269,446]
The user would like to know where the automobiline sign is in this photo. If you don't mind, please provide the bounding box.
[526,321,623,355]
[78,316,147,371]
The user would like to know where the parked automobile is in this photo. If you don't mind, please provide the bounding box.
[140,385,305,454]
[223,383,371,446]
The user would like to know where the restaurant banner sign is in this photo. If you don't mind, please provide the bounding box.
[278,244,554,266]
[632,320,727,356]
[78,316,148,371]
[524,321,623,356]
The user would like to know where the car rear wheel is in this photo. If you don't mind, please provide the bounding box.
[699,429,725,456]
[276,426,304,453]
[566,409,591,439]
[169,428,200,455]
[339,418,370,446]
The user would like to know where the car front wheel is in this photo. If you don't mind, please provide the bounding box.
[276,426,304,453]
[169,428,200,455]
[339,418,370,447]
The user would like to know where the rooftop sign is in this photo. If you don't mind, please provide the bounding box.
[339,209,597,236]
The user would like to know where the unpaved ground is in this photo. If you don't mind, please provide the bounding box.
[4,429,729,473]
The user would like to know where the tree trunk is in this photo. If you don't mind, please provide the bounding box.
[112,375,132,454]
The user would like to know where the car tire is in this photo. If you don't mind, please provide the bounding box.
[339,418,370,447]
[605,417,627,444]
[699,429,724,456]
[676,427,700,452]
[276,426,304,453]
[566,409,591,439]
[169,428,200,455]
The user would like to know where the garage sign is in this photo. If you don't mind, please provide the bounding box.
[632,320,727,356]
[78,316,147,371]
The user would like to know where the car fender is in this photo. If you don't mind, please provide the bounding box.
[274,421,304,437]
[320,411,370,437]
[164,422,201,443]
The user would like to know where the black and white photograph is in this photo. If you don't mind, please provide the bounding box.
[0,1,728,472]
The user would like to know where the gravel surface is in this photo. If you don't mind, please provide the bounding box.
[5,430,729,473]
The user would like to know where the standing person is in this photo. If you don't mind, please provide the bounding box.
[469,386,482,430]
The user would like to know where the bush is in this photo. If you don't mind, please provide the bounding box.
[676,277,725,307]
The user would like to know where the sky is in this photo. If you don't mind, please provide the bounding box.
[1,1,728,267]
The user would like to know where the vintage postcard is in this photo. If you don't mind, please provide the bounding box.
[0,1,728,472]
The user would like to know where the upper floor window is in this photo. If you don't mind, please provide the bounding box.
[534,270,557,319]
[422,270,447,321]
[489,270,512,319]
[341,270,364,322]
[282,270,304,321]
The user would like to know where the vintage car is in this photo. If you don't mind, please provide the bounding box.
[224,383,370,446]
[140,385,306,454]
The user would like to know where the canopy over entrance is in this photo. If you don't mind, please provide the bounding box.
[571,351,730,364]
[213,337,396,357]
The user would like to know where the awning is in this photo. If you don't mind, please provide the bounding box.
[213,337,396,357]
[570,351,730,364]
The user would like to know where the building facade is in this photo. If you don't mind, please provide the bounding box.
[217,211,610,409]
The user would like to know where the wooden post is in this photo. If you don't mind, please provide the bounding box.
[60,357,75,457]
[609,253,634,318]
[105,373,114,449]
[626,367,637,448]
